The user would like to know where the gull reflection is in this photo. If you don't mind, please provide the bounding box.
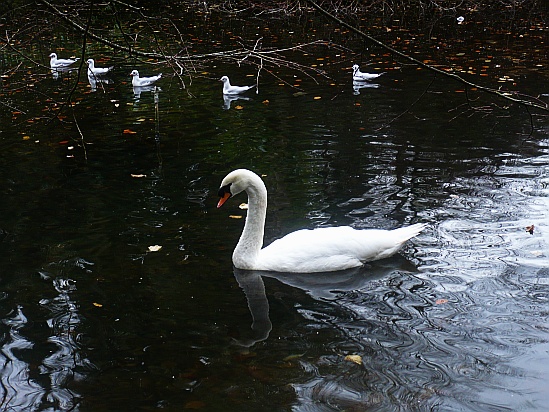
[133,85,161,100]
[51,67,76,80]
[352,80,380,95]
[88,73,112,92]
[232,256,418,347]
[223,94,251,110]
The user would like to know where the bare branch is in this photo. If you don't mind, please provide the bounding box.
[305,0,548,112]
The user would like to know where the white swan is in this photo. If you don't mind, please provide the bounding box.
[220,76,255,95]
[352,64,384,82]
[86,58,113,76]
[49,52,79,69]
[130,70,162,87]
[217,169,426,273]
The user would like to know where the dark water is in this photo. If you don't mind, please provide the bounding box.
[1,7,549,411]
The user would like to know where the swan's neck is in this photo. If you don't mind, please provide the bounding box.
[233,179,267,270]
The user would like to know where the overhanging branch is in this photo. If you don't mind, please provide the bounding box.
[305,0,548,113]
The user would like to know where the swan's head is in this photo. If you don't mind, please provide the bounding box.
[86,58,94,67]
[220,76,229,84]
[217,169,264,208]
[352,64,359,73]
[49,53,57,59]
[130,70,139,77]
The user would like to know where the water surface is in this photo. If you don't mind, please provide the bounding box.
[1,6,548,411]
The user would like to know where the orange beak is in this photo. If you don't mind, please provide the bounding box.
[217,192,231,208]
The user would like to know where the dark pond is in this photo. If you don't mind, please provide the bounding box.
[1,4,548,411]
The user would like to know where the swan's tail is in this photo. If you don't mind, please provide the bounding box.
[392,223,427,243]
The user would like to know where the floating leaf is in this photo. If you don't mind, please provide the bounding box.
[22,135,30,140]
[235,105,244,110]
[123,129,137,134]
[131,174,147,178]
[184,401,206,409]
[436,298,448,305]
[283,353,304,362]
[525,224,534,235]
[148,245,162,252]
[229,215,243,219]
[345,354,362,365]
[93,302,103,308]
[313,96,322,100]
[239,203,248,210]
[262,100,270,105]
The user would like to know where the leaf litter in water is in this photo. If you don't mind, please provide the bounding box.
[148,245,162,252]
[344,354,362,365]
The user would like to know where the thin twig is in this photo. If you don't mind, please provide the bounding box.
[305,0,548,112]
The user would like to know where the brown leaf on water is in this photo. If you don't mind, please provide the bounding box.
[123,129,137,134]
[283,353,304,362]
[131,174,147,178]
[526,224,534,235]
[184,400,206,409]
[92,302,103,308]
[229,215,243,219]
[235,105,244,110]
[435,298,448,305]
[345,354,362,365]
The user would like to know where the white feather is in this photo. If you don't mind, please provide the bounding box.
[49,52,79,69]
[131,70,162,87]
[352,64,385,82]
[86,59,113,76]
[220,76,255,95]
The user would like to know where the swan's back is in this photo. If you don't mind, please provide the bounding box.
[255,223,425,273]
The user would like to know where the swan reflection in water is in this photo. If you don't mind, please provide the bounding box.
[232,256,419,347]
[352,81,380,95]
[222,94,251,110]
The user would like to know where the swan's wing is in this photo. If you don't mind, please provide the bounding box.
[256,224,424,273]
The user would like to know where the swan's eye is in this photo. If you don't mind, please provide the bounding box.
[218,183,232,198]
